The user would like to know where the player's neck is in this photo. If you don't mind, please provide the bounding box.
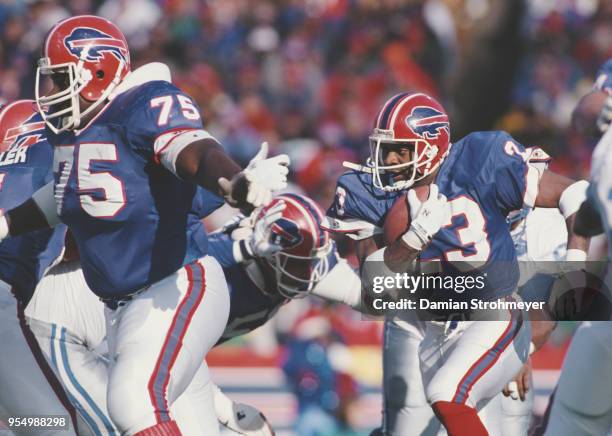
[414,168,439,188]
[79,102,106,127]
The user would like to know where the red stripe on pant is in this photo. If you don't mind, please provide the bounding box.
[134,420,181,436]
[147,262,207,423]
[451,310,521,404]
[433,401,488,436]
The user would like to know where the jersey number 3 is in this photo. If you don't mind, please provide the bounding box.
[443,196,491,261]
[54,143,126,218]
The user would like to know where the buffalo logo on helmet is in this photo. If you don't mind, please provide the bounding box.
[270,217,304,249]
[63,27,128,63]
[3,114,45,149]
[405,106,449,140]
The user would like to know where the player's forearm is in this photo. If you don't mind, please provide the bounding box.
[565,213,590,258]
[4,198,51,237]
[574,197,604,237]
[175,139,241,194]
[534,170,577,208]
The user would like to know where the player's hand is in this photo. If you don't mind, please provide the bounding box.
[222,213,255,241]
[220,402,275,436]
[401,184,451,251]
[219,142,290,209]
[245,200,286,258]
[214,383,275,435]
[596,94,612,133]
[503,359,531,401]
[245,142,290,191]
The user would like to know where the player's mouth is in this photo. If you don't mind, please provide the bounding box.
[389,170,408,181]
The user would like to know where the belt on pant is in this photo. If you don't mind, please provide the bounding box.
[99,285,150,310]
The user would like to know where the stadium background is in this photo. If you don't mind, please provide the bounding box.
[1,0,610,434]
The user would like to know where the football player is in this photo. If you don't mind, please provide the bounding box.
[0,15,289,435]
[175,192,363,435]
[207,193,362,344]
[0,100,79,434]
[27,189,362,435]
[492,147,563,436]
[542,59,612,436]
[326,92,589,435]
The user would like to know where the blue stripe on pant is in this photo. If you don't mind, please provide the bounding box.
[51,324,117,435]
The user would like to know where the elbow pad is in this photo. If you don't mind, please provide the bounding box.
[559,180,589,219]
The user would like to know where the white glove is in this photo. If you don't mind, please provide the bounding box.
[244,142,290,191]
[236,200,286,261]
[597,94,612,134]
[231,217,255,241]
[219,142,290,209]
[401,184,451,251]
[250,200,286,257]
[214,384,274,436]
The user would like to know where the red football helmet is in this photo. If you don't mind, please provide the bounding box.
[369,92,451,191]
[35,15,131,133]
[0,100,45,152]
[256,193,332,298]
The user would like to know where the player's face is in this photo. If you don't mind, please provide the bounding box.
[41,70,91,117]
[279,257,312,290]
[37,70,72,117]
[264,249,330,298]
[381,142,416,180]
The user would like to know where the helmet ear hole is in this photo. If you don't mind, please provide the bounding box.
[96,70,105,79]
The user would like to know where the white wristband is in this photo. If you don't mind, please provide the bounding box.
[401,229,425,251]
[566,248,587,261]
[559,180,589,219]
[232,240,254,264]
[0,215,8,240]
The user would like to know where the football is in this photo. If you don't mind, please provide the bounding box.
[383,184,430,245]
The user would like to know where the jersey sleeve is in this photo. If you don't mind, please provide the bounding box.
[594,58,612,94]
[190,187,225,221]
[126,82,218,174]
[491,132,541,212]
[206,231,239,268]
[323,172,384,240]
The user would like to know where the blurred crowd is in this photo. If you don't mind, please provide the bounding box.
[2,0,610,207]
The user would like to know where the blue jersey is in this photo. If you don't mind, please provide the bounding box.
[329,131,538,300]
[327,169,403,229]
[594,58,612,93]
[184,187,225,265]
[0,115,65,303]
[49,79,218,297]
